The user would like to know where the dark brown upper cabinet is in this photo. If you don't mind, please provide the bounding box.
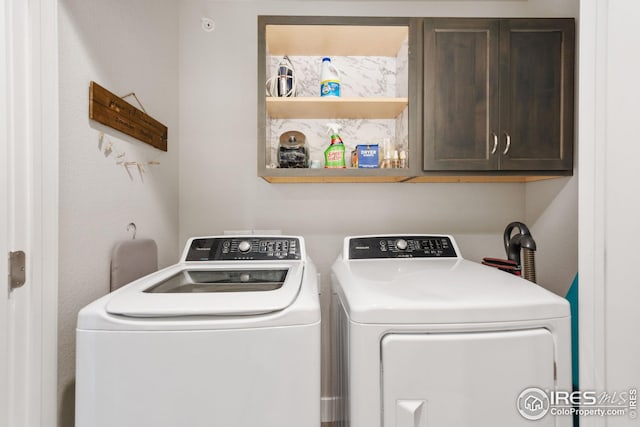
[423,18,575,173]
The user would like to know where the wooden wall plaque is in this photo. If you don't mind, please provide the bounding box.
[89,81,168,151]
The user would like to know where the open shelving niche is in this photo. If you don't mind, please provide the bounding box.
[259,22,411,183]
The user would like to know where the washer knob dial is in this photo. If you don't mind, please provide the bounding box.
[395,239,408,250]
[238,240,251,253]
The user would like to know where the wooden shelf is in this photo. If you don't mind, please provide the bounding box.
[259,17,413,183]
[406,175,563,183]
[266,25,408,57]
[266,97,408,119]
[261,172,565,184]
[263,175,410,183]
[261,167,410,183]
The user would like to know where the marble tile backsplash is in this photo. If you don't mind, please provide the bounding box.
[396,38,409,98]
[268,55,398,97]
[268,118,397,167]
[265,50,409,168]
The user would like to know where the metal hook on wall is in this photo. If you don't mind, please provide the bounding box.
[127,222,137,240]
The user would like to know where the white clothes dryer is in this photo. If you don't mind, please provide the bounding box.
[331,235,571,427]
[76,236,320,427]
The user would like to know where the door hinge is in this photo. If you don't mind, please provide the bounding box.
[9,251,26,291]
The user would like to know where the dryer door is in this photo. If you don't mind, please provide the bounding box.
[381,329,561,427]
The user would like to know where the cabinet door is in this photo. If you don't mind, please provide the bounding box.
[499,19,575,171]
[423,19,500,171]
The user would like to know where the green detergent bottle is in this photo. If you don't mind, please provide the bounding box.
[324,122,346,168]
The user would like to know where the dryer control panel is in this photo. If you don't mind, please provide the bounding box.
[186,237,302,261]
[348,236,458,259]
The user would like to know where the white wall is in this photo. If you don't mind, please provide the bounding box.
[178,0,579,406]
[525,177,579,296]
[57,1,179,425]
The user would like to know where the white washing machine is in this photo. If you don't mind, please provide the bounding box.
[76,236,321,427]
[331,235,571,427]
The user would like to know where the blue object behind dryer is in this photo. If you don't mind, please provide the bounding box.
[566,274,579,390]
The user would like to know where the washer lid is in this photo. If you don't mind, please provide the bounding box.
[332,258,569,324]
[105,263,304,317]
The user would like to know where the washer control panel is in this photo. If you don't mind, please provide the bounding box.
[348,236,458,259]
[186,237,302,261]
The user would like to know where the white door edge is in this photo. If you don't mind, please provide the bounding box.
[1,0,59,426]
[36,0,60,423]
[578,1,607,427]
[1,0,11,424]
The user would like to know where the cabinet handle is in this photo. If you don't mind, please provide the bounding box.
[503,132,511,155]
[491,133,498,155]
